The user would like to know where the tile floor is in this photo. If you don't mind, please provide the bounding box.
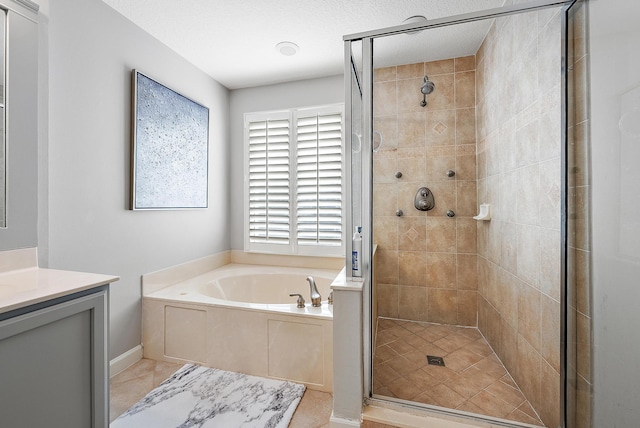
[109,358,334,427]
[373,318,544,426]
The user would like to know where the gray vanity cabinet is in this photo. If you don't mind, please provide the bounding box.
[0,287,109,428]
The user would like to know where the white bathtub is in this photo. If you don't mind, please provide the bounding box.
[143,263,338,392]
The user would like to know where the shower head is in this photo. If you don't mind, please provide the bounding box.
[421,75,435,95]
[420,75,435,107]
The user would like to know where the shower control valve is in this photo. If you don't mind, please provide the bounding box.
[414,187,435,211]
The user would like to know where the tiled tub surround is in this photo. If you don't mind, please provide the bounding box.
[373,55,478,327]
[142,252,341,393]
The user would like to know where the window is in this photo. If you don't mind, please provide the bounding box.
[244,104,344,256]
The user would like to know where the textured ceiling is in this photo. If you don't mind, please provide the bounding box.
[101,0,505,89]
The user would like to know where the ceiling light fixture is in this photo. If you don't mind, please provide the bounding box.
[276,41,299,56]
[402,15,428,35]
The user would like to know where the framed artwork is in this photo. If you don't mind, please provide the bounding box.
[130,70,209,210]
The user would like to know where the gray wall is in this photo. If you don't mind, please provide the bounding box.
[45,0,230,359]
[229,75,344,250]
[590,0,640,426]
[0,7,39,251]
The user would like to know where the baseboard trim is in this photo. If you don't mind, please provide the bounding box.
[109,345,143,378]
[330,412,361,428]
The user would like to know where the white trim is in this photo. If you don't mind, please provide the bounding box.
[329,412,361,428]
[109,344,143,378]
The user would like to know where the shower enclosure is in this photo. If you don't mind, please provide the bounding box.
[344,0,590,426]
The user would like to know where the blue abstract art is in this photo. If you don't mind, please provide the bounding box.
[131,70,209,209]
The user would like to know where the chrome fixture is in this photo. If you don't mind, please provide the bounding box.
[289,293,305,308]
[446,210,456,217]
[307,276,321,307]
[446,169,455,177]
[395,171,403,178]
[414,187,435,211]
[396,209,404,217]
[420,75,436,107]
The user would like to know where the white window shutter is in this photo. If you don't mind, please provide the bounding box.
[245,105,344,256]
[247,116,291,245]
[295,109,343,248]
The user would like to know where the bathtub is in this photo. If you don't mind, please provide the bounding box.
[142,263,338,392]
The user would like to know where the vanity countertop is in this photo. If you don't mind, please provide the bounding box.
[0,267,119,315]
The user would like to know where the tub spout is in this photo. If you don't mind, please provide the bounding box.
[307,276,321,307]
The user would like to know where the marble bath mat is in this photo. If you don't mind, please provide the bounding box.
[111,364,305,428]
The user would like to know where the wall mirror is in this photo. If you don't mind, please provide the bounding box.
[0,9,6,228]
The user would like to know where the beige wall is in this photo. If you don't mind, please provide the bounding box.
[373,56,478,327]
[476,8,563,427]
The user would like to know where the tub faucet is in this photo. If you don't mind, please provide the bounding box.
[307,276,321,307]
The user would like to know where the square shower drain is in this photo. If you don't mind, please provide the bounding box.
[426,355,445,366]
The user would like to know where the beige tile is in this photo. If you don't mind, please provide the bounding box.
[373,152,398,184]
[426,152,455,182]
[398,286,429,322]
[425,58,455,75]
[539,361,560,428]
[427,383,467,409]
[455,55,476,72]
[374,66,396,82]
[398,251,426,287]
[455,71,476,109]
[428,288,458,324]
[455,153,477,181]
[374,115,398,153]
[426,73,454,111]
[398,217,426,251]
[540,294,561,373]
[456,181,478,218]
[398,112,426,147]
[427,217,457,253]
[397,62,424,80]
[397,155,426,182]
[398,77,426,114]
[516,223,541,288]
[456,108,476,145]
[456,254,478,290]
[375,249,399,284]
[469,390,517,419]
[515,334,542,412]
[426,252,456,289]
[373,216,398,250]
[426,109,456,147]
[457,290,477,326]
[374,81,397,117]
[288,389,333,428]
[518,282,541,352]
[373,183,398,217]
[424,180,457,217]
[376,282,399,318]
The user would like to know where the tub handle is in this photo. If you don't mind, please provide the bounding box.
[289,293,305,308]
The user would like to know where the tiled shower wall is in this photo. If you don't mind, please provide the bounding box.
[373,56,478,326]
[475,8,563,427]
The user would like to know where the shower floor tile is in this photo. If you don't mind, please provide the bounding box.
[373,318,544,427]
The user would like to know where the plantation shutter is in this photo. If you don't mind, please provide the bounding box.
[247,115,291,245]
[295,108,343,248]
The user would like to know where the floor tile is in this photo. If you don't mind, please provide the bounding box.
[110,358,332,426]
[372,318,544,426]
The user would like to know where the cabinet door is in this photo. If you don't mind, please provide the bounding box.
[0,290,108,428]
